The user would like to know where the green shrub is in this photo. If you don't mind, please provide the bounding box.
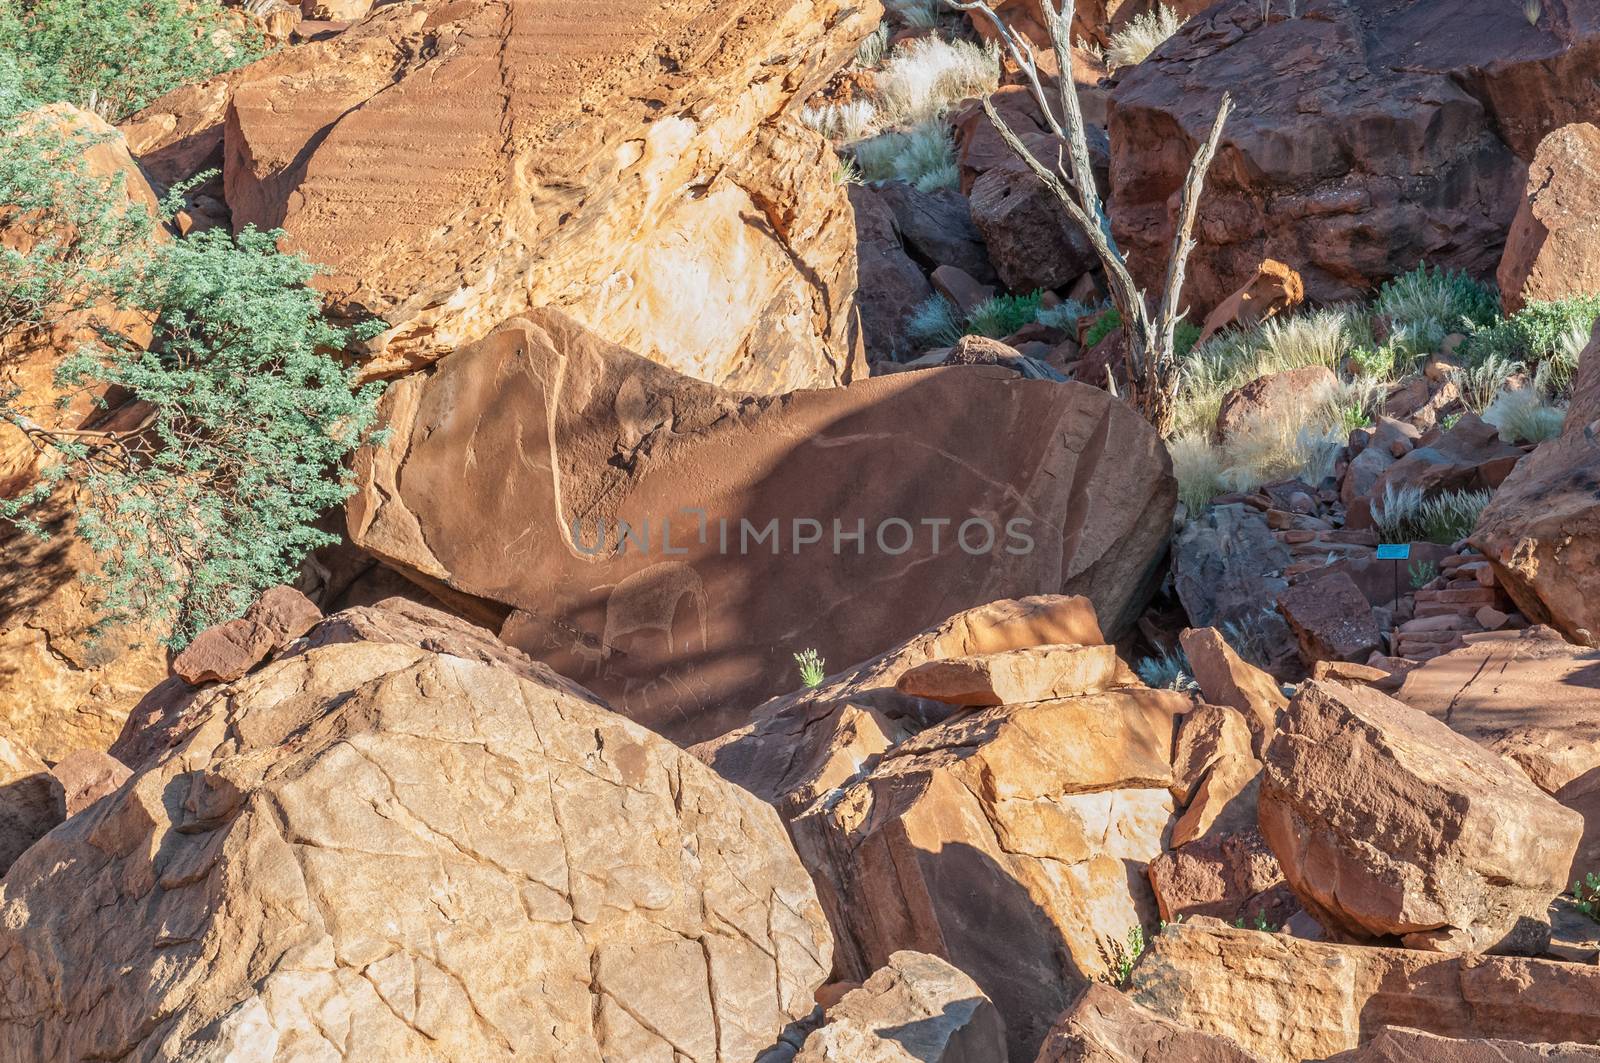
[1465,295,1600,386]
[1373,264,1499,358]
[0,103,155,339]
[0,0,267,121]
[1083,308,1121,349]
[966,291,1043,339]
[6,228,386,646]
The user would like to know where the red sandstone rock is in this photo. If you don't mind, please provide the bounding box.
[1498,123,1600,313]
[1259,680,1582,953]
[349,311,1176,744]
[1109,0,1600,313]
[1275,572,1382,666]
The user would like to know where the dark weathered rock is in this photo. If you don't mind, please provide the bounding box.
[1276,572,1382,666]
[850,184,937,359]
[1110,0,1600,312]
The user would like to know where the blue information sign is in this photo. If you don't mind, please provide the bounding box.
[1375,544,1411,560]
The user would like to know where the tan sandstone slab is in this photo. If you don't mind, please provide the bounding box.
[0,642,832,1060]
[216,0,878,389]
[790,688,1186,1061]
[894,643,1121,706]
[1128,922,1600,1063]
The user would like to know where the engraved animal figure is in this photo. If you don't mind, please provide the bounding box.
[596,562,710,667]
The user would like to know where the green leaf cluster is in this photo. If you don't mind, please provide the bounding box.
[0,0,267,121]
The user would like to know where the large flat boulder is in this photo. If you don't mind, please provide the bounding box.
[1499,122,1600,313]
[0,641,832,1060]
[1034,983,1263,1063]
[1110,0,1600,311]
[1324,1027,1600,1063]
[216,0,877,387]
[1397,627,1600,793]
[790,687,1186,1061]
[349,311,1176,744]
[1259,680,1582,953]
[1128,922,1600,1063]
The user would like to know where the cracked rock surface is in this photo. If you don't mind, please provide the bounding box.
[0,642,831,1061]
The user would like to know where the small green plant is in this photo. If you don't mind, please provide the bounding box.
[1408,560,1438,590]
[1573,872,1600,923]
[794,648,827,688]
[1107,923,1147,986]
[1523,0,1543,26]
[1232,912,1279,932]
[1035,299,1099,332]
[1083,308,1121,349]
[966,291,1043,339]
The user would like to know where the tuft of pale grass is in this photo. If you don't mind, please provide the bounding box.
[1484,385,1565,444]
[873,36,1000,127]
[1456,352,1522,413]
[886,0,941,28]
[906,294,962,348]
[851,119,959,190]
[1170,433,1227,514]
[801,99,879,141]
[1105,5,1188,70]
[1372,484,1493,544]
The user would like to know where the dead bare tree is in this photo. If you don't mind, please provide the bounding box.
[947,0,1232,437]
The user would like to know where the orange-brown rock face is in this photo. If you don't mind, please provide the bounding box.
[348,311,1177,744]
[1110,0,1600,312]
[218,0,879,389]
[1498,122,1600,313]
[790,686,1186,1061]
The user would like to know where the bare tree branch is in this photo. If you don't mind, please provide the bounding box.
[942,0,1231,436]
